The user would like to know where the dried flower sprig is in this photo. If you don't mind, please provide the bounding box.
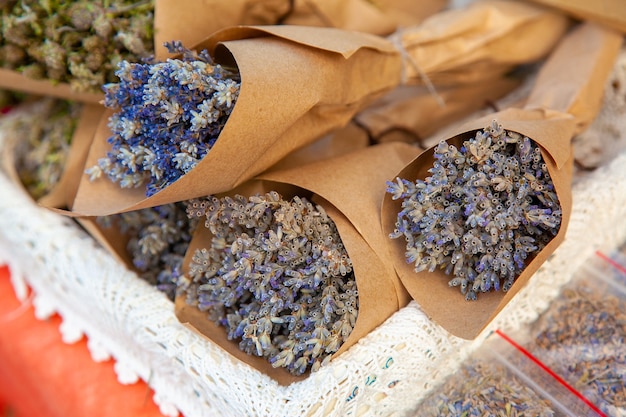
[97,202,199,300]
[85,41,240,197]
[182,192,358,375]
[387,120,561,300]
[2,98,81,199]
[0,0,154,92]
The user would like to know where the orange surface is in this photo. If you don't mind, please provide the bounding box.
[0,265,169,417]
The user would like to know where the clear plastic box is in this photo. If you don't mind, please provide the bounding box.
[409,333,596,416]
[502,256,626,417]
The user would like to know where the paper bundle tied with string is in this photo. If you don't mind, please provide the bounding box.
[69,0,570,218]
[382,22,623,340]
[352,0,573,144]
[175,142,421,384]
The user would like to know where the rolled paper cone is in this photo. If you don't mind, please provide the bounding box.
[382,22,623,339]
[176,142,421,383]
[0,101,132,266]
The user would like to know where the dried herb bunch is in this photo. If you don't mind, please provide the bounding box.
[387,120,561,300]
[97,202,199,301]
[2,98,81,199]
[86,41,240,197]
[0,0,154,92]
[182,192,358,375]
[414,356,556,416]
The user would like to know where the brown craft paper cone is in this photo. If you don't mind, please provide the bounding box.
[37,104,136,267]
[70,25,403,217]
[176,142,421,384]
[382,22,623,340]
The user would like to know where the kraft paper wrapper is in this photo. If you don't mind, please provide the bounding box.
[70,25,403,217]
[153,0,447,60]
[398,0,571,86]
[355,74,522,144]
[526,0,626,34]
[382,22,623,340]
[175,142,421,384]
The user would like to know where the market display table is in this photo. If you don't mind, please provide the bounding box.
[0,265,167,417]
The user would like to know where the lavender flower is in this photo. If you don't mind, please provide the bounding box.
[86,41,240,196]
[387,120,561,300]
[182,192,358,375]
[97,202,199,300]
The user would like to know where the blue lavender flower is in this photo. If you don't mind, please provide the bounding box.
[387,121,561,300]
[86,41,240,196]
[182,192,358,376]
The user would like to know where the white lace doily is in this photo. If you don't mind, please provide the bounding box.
[2,50,626,417]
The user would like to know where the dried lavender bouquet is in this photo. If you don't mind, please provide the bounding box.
[179,192,358,376]
[173,143,419,383]
[382,22,622,339]
[85,41,240,197]
[0,0,154,96]
[387,120,561,301]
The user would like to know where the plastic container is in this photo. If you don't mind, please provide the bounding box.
[503,258,626,417]
[409,333,594,416]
